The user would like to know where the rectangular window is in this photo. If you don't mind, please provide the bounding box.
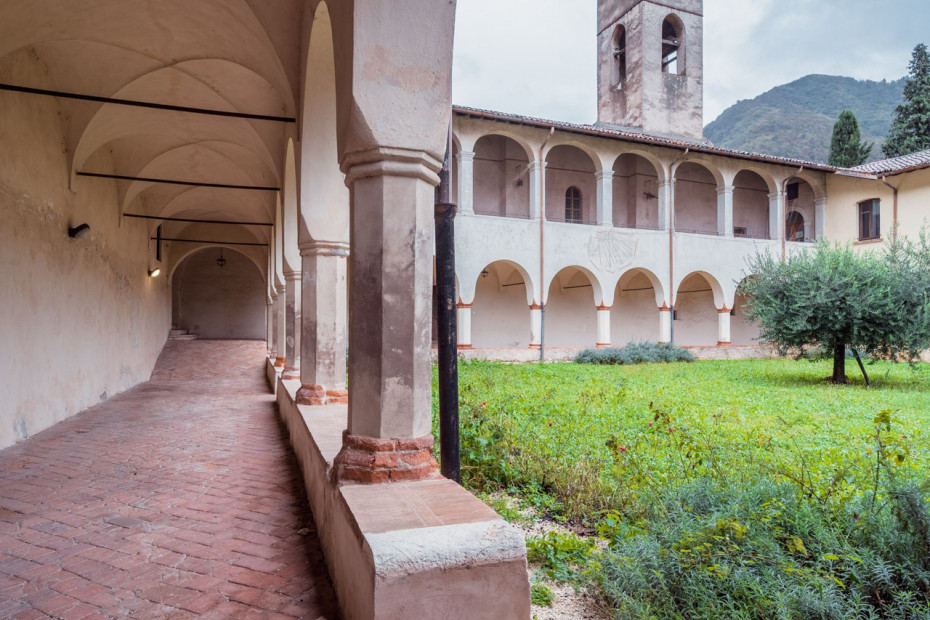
[858,199,880,240]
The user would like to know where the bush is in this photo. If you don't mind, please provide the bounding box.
[575,342,694,365]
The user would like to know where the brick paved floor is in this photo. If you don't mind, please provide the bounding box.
[0,340,338,619]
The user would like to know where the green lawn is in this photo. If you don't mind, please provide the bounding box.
[432,358,930,618]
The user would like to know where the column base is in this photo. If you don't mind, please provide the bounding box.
[457,344,473,350]
[296,384,349,406]
[332,431,439,485]
[274,356,286,369]
[595,343,611,349]
[717,341,731,346]
[529,343,541,350]
[282,367,301,380]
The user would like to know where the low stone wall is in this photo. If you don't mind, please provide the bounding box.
[275,379,530,620]
[441,344,779,363]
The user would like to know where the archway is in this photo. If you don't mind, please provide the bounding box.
[675,162,718,235]
[471,261,532,348]
[546,145,596,224]
[612,269,663,344]
[785,178,815,242]
[172,247,266,339]
[545,267,597,347]
[613,153,660,230]
[674,272,719,346]
[473,134,531,218]
[733,170,770,239]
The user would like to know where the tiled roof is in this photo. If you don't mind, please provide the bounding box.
[850,149,930,175]
[453,105,838,172]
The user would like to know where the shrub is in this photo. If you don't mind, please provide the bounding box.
[575,342,694,365]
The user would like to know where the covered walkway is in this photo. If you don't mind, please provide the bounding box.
[0,340,336,619]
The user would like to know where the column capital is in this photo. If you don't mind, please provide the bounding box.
[341,147,442,185]
[595,169,614,182]
[768,191,781,201]
[454,150,475,163]
[716,185,734,196]
[283,269,301,281]
[299,240,350,258]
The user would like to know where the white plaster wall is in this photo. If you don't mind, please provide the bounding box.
[612,272,661,344]
[674,274,717,346]
[545,269,597,348]
[471,265,531,348]
[0,49,171,450]
[172,247,266,339]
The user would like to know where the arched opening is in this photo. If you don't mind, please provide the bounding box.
[674,272,718,346]
[733,170,770,239]
[172,247,266,339]
[545,267,597,348]
[612,269,662,344]
[661,16,683,75]
[614,25,627,84]
[785,178,815,242]
[546,145,595,223]
[613,153,660,229]
[471,261,531,348]
[732,278,763,346]
[472,134,531,219]
[675,162,718,235]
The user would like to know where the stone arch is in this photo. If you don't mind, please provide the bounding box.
[472,134,531,218]
[613,24,627,84]
[785,176,817,242]
[471,260,534,349]
[299,1,349,244]
[674,271,723,346]
[545,266,599,348]
[611,268,665,345]
[674,161,719,235]
[171,246,267,339]
[733,169,770,239]
[613,152,662,230]
[545,144,596,224]
[661,13,686,75]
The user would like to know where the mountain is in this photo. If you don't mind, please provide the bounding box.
[704,75,905,164]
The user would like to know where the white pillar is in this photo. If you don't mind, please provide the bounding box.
[528,161,544,221]
[457,303,472,348]
[266,298,274,357]
[814,197,827,240]
[596,305,611,347]
[658,306,671,344]
[658,179,672,230]
[768,191,781,240]
[456,150,475,215]
[529,304,542,348]
[595,170,614,227]
[717,184,734,237]
[296,241,349,405]
[718,308,731,345]
[283,271,301,380]
[274,285,286,367]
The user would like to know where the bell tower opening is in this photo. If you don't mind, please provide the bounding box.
[597,0,704,141]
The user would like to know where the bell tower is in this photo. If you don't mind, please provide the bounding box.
[596,0,704,141]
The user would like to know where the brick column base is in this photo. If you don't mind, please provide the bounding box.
[282,367,300,380]
[332,431,439,484]
[274,357,286,369]
[295,384,348,406]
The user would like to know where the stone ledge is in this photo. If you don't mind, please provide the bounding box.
[276,377,530,620]
[265,357,282,394]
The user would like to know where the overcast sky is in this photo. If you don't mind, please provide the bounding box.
[452,0,930,126]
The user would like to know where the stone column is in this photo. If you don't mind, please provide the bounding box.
[596,304,611,348]
[814,197,827,240]
[658,179,672,230]
[283,271,301,380]
[528,161,543,221]
[332,150,441,484]
[658,305,672,344]
[456,150,475,215]
[768,191,781,240]
[266,298,274,357]
[717,184,734,237]
[457,302,472,349]
[274,285,286,368]
[595,170,614,227]
[529,303,542,348]
[295,241,349,405]
[717,307,731,345]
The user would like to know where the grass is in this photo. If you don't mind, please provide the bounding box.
[432,358,930,618]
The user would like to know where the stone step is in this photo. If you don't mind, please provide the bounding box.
[168,329,188,337]
[170,334,198,340]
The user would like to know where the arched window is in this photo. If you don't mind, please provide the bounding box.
[858,199,880,240]
[785,211,805,242]
[614,26,627,84]
[661,17,681,75]
[565,186,582,223]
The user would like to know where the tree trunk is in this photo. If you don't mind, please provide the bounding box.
[832,342,848,384]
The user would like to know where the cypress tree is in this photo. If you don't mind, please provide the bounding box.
[883,43,930,158]
[828,110,872,167]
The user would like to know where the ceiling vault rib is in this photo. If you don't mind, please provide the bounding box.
[153,237,269,247]
[0,83,295,123]
[125,213,273,227]
[78,171,279,192]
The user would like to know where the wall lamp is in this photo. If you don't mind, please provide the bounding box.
[68,223,90,239]
[148,267,161,278]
